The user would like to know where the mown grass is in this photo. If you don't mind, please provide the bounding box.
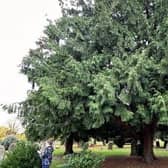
[51,145,168,168]
[92,146,130,157]
[154,148,168,157]
[50,159,64,168]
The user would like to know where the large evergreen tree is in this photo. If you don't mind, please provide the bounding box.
[6,0,168,163]
[87,0,168,163]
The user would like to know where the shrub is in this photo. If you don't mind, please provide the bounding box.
[0,141,41,168]
[1,135,18,150]
[62,150,104,168]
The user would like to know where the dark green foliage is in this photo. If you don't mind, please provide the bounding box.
[1,136,17,150]
[62,150,104,168]
[114,136,125,148]
[0,141,41,168]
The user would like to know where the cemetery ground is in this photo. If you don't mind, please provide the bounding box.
[51,143,168,168]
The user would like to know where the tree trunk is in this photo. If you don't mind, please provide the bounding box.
[94,139,96,145]
[164,141,167,148]
[142,124,155,164]
[64,134,73,155]
[130,139,143,156]
[130,139,137,156]
[102,140,106,146]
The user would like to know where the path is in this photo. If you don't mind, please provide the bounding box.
[102,156,168,168]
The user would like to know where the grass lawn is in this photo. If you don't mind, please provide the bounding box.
[50,159,64,168]
[51,145,168,168]
[154,148,168,157]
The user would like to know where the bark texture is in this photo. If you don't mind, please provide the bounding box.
[130,139,143,156]
[142,123,156,164]
[64,134,74,155]
[130,139,137,156]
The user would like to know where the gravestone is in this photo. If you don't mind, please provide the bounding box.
[156,141,160,148]
[166,143,168,150]
[108,142,113,150]
[8,143,16,151]
[0,145,5,161]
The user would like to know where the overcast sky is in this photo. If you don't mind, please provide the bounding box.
[0,0,61,127]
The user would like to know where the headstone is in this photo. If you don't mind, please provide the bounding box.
[8,143,16,151]
[108,142,113,150]
[0,145,5,161]
[156,141,160,148]
[166,143,168,150]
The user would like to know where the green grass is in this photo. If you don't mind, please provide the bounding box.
[53,145,131,157]
[92,147,130,157]
[50,159,64,168]
[51,146,168,168]
[53,148,65,156]
[51,146,130,167]
[154,148,168,157]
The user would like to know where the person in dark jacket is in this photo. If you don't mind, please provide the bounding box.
[41,141,54,168]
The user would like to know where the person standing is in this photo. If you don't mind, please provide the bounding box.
[41,140,54,168]
[41,152,50,168]
[45,140,54,165]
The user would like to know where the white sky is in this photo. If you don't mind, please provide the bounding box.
[0,0,61,128]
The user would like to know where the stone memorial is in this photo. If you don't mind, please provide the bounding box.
[8,143,16,151]
[0,145,5,161]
